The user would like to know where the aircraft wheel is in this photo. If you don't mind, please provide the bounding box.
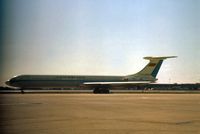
[103,89,110,94]
[93,88,110,94]
[93,88,100,93]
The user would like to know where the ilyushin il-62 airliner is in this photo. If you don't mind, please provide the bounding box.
[6,56,176,93]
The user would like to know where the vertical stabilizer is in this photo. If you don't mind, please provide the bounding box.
[127,56,177,81]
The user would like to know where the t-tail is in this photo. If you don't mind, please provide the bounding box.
[126,56,177,82]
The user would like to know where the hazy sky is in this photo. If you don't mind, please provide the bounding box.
[1,0,200,86]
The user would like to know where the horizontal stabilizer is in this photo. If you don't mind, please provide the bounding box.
[144,56,177,60]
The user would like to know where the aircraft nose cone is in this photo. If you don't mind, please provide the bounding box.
[5,80,11,86]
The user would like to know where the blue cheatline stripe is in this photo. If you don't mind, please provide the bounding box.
[151,60,163,78]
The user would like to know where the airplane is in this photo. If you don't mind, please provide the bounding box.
[5,56,177,93]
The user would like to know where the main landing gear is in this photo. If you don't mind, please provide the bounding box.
[93,88,110,94]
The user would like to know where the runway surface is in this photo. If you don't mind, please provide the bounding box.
[0,94,200,134]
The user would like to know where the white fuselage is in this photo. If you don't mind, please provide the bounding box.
[6,75,127,88]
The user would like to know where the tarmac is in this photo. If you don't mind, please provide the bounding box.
[0,93,200,134]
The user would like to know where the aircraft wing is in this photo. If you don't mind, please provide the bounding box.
[84,81,151,85]
[83,81,151,88]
